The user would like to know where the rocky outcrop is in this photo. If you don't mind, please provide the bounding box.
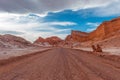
[65,31,89,42]
[34,17,120,47]
[0,34,32,48]
[65,35,72,42]
[92,44,103,52]
[63,17,120,48]
[34,37,45,43]
[65,17,120,43]
[46,36,62,45]
[89,18,120,41]
[34,36,63,46]
[71,30,89,42]
[89,17,120,41]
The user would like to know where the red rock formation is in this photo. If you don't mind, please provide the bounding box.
[34,36,63,46]
[45,36,63,46]
[65,30,89,43]
[65,17,120,43]
[34,17,120,47]
[65,35,72,42]
[89,17,120,41]
[92,44,103,52]
[34,37,45,43]
[71,30,89,42]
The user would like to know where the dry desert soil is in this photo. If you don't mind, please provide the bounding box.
[0,48,120,80]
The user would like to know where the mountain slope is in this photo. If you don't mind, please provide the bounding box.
[34,36,63,46]
[64,17,120,47]
[0,34,32,48]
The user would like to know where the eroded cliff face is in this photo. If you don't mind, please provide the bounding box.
[71,30,89,42]
[89,17,120,41]
[65,17,120,43]
[65,30,89,43]
[34,17,120,47]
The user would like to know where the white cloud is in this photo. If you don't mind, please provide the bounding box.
[46,22,77,26]
[0,13,72,42]
[93,0,120,16]
[86,22,100,27]
[86,22,100,32]
[0,0,119,41]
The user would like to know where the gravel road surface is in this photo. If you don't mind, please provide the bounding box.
[0,48,120,80]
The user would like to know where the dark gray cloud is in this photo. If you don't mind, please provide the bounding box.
[0,0,80,13]
[0,0,37,13]
[0,0,117,15]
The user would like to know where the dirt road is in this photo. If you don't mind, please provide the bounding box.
[0,48,120,80]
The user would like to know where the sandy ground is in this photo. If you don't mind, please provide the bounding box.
[0,48,120,80]
[0,47,50,60]
[76,47,120,55]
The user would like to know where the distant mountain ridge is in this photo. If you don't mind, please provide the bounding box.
[34,36,63,46]
[34,17,120,47]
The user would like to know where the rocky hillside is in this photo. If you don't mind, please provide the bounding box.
[65,17,120,42]
[0,34,32,48]
[34,36,63,46]
[65,30,89,42]
[90,28,120,48]
[34,17,120,47]
[34,37,45,43]
[89,17,120,41]
[63,17,120,47]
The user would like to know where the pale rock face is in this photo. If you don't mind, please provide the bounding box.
[0,34,32,48]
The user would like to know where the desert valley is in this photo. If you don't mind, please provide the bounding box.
[34,17,120,54]
[1,17,120,59]
[0,17,120,80]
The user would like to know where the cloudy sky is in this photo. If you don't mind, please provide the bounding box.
[0,0,120,42]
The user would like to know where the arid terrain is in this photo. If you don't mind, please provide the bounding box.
[0,0,120,80]
[0,17,120,80]
[0,48,120,80]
